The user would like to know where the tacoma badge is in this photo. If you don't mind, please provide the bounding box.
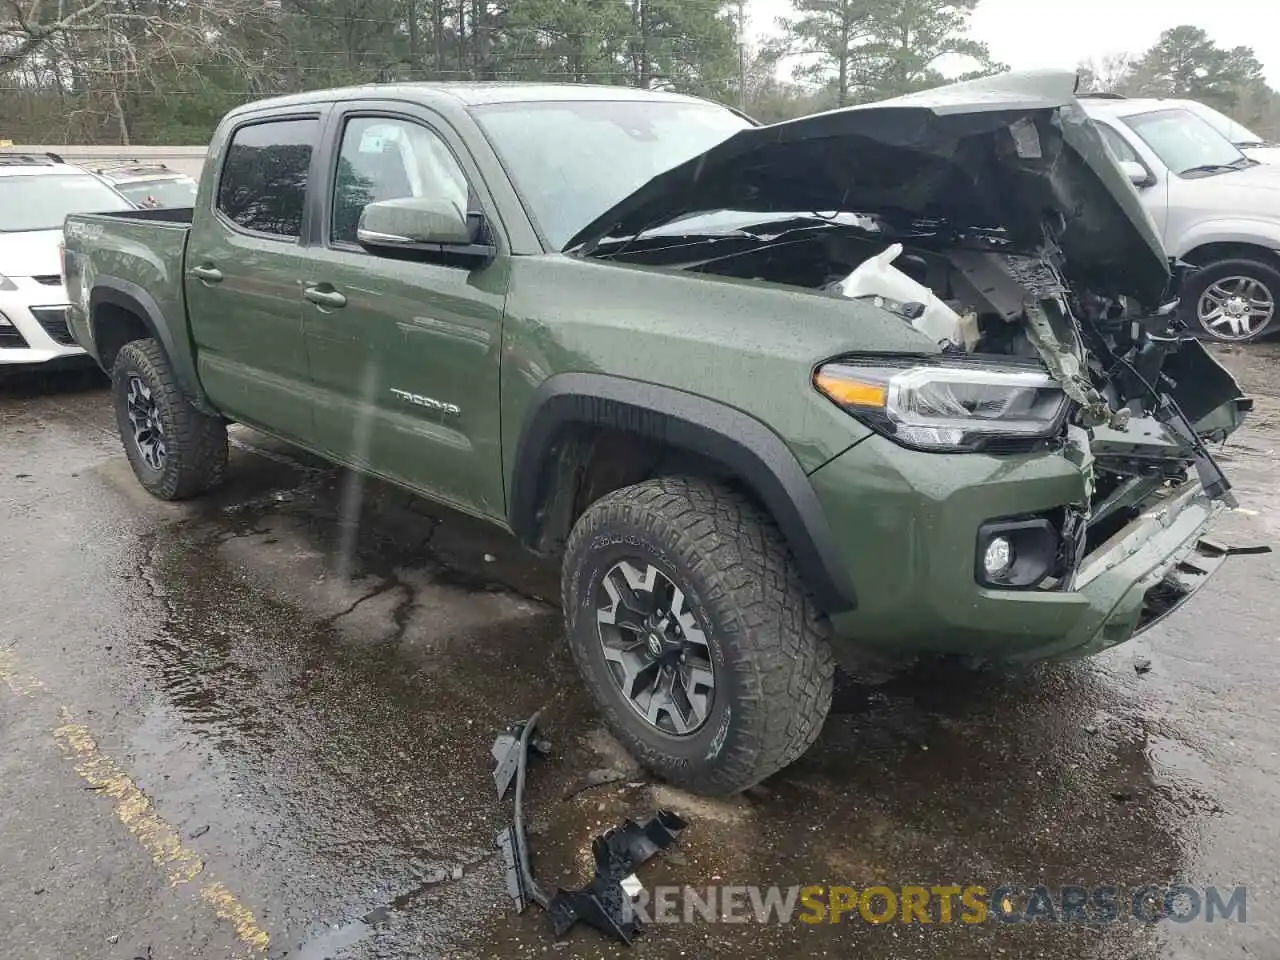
[389,388,460,416]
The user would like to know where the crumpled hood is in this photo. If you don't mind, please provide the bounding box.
[566,69,1172,308]
[0,229,63,278]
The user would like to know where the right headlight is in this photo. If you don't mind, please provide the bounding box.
[814,358,1070,453]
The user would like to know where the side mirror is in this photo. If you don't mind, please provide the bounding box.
[1119,160,1155,189]
[357,196,474,249]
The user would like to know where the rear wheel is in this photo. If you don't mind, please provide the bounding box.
[112,339,227,500]
[1184,258,1280,343]
[561,476,834,795]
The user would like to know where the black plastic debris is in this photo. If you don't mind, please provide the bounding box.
[491,711,551,914]
[497,824,534,912]
[547,810,688,945]
[491,719,551,800]
[490,715,687,946]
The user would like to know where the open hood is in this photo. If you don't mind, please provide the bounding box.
[565,70,1172,308]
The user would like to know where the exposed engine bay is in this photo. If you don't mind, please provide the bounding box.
[587,212,1250,558]
[564,70,1252,567]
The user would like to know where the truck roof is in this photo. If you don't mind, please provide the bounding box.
[1081,96,1203,120]
[226,82,716,119]
[0,151,73,175]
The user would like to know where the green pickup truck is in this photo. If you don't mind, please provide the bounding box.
[63,70,1251,795]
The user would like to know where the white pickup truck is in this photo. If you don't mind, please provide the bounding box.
[1084,96,1280,343]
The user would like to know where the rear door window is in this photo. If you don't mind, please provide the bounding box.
[217,118,318,238]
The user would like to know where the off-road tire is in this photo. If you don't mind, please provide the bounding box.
[1183,257,1280,343]
[562,476,834,795]
[111,339,227,500]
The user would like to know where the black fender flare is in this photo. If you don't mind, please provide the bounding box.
[89,277,215,413]
[508,373,857,614]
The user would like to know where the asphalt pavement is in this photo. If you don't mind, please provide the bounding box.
[2,345,1280,960]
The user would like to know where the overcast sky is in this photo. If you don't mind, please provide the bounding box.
[749,0,1280,88]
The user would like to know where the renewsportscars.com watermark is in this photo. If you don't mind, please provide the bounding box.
[625,884,1248,926]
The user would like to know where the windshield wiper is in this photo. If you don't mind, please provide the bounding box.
[590,215,844,259]
[1180,157,1254,176]
[591,230,752,258]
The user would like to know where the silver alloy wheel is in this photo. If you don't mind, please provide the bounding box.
[125,375,166,471]
[1198,275,1276,340]
[595,559,716,737]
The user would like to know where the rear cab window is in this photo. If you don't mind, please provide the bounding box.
[216,117,319,238]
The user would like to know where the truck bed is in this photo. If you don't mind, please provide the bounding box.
[63,208,192,380]
[85,206,194,225]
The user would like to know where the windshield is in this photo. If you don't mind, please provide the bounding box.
[1183,101,1266,147]
[1123,108,1249,177]
[0,173,133,232]
[115,177,198,209]
[472,100,752,249]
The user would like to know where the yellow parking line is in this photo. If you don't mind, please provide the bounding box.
[0,655,272,956]
[53,714,206,886]
[202,882,272,952]
[51,710,271,952]
[0,649,44,696]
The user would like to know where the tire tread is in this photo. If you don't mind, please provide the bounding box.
[562,476,834,794]
[112,339,227,500]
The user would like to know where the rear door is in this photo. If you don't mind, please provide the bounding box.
[185,110,325,441]
[300,102,508,519]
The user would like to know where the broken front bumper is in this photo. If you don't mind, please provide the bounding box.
[811,433,1233,664]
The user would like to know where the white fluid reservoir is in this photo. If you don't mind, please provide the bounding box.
[837,243,962,348]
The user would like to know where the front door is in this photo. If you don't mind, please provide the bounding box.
[302,107,508,519]
[1094,119,1171,242]
[185,113,323,440]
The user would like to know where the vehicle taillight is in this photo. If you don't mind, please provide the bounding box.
[57,240,66,279]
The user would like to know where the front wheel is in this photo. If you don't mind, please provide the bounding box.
[1184,258,1280,343]
[561,477,834,796]
[112,339,228,500]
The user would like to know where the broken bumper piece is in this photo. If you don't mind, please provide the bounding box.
[491,719,551,801]
[547,810,688,945]
[490,714,688,946]
[1134,537,1272,636]
[491,712,551,916]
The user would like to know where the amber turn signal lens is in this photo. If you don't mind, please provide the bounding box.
[814,372,888,409]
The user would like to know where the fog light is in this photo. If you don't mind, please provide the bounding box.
[975,517,1060,589]
[983,536,1015,579]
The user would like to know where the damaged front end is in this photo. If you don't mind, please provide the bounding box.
[940,244,1251,631]
[809,239,1251,637]
[566,69,1257,647]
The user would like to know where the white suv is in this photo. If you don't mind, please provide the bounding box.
[1176,98,1280,165]
[1083,97,1280,343]
[88,161,198,209]
[0,153,133,369]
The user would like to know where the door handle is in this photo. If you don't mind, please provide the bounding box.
[191,264,223,284]
[303,286,347,309]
